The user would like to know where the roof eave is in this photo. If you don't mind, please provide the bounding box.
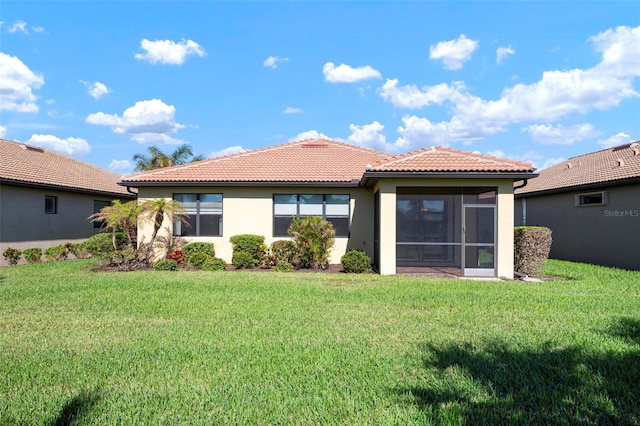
[118,180,362,188]
[1,178,136,199]
[361,171,538,187]
[515,176,640,197]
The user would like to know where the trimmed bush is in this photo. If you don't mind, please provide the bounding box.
[274,261,294,272]
[153,258,179,271]
[44,245,68,262]
[3,247,21,266]
[341,249,372,273]
[271,240,296,264]
[230,234,267,265]
[186,252,212,269]
[514,226,553,276]
[22,248,42,264]
[288,216,335,269]
[167,249,186,264]
[200,257,227,271]
[67,242,90,259]
[85,232,128,256]
[232,251,258,269]
[181,242,216,258]
[101,249,138,267]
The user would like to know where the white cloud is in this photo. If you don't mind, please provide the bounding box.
[347,121,392,152]
[209,145,246,158]
[523,123,601,145]
[108,159,133,173]
[496,46,515,64]
[86,99,184,134]
[7,20,28,34]
[378,78,465,109]
[130,133,186,145]
[0,125,6,138]
[81,81,111,100]
[135,38,205,65]
[541,157,566,170]
[283,107,303,114]
[429,34,478,70]
[31,26,45,33]
[323,62,382,83]
[394,115,492,149]
[289,130,332,142]
[0,52,44,112]
[28,134,91,156]
[590,25,640,78]
[598,132,634,148]
[263,56,288,68]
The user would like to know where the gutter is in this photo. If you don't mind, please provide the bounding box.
[513,179,529,190]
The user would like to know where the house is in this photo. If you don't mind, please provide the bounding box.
[515,142,640,271]
[120,139,536,277]
[0,138,135,264]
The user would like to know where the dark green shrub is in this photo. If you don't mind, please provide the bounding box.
[271,240,296,264]
[229,234,267,265]
[201,257,227,271]
[153,258,179,271]
[167,249,186,264]
[3,247,21,266]
[288,216,335,269]
[85,232,127,256]
[232,251,258,269]
[341,249,372,273]
[22,248,42,264]
[186,252,212,269]
[181,242,216,258]
[101,249,139,267]
[44,245,68,262]
[67,242,90,259]
[514,226,553,276]
[274,261,294,272]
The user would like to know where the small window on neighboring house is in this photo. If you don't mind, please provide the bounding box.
[576,192,607,207]
[45,196,57,214]
[93,200,111,228]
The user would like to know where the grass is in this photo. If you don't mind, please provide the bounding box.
[0,259,639,425]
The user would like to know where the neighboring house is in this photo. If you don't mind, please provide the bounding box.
[121,139,536,277]
[0,138,135,264]
[515,142,640,271]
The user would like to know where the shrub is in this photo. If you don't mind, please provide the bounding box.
[186,252,212,269]
[232,251,258,269]
[514,226,553,276]
[181,242,216,258]
[167,249,186,264]
[85,232,127,256]
[67,242,90,259]
[229,234,267,265]
[44,245,68,262]
[271,240,296,264]
[101,249,139,267]
[22,248,42,264]
[3,247,21,266]
[200,257,227,271]
[274,261,294,272]
[341,249,372,273]
[153,258,179,271]
[288,216,335,269]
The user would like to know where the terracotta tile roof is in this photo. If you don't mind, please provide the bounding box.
[0,138,133,197]
[122,139,393,185]
[516,142,640,195]
[371,146,535,173]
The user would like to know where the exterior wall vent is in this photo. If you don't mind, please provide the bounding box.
[566,163,572,169]
[616,159,624,167]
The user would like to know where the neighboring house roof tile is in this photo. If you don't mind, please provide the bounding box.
[371,146,534,172]
[122,139,393,184]
[0,138,133,197]
[516,142,640,195]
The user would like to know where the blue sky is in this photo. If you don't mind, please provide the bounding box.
[1,1,638,174]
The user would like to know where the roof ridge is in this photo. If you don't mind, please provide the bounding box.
[438,146,533,168]
[565,141,640,161]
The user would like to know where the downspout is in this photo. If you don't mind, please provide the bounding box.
[513,179,528,226]
[126,186,138,196]
[513,179,528,190]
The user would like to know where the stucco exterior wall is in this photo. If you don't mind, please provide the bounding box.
[136,186,375,264]
[516,183,640,271]
[0,183,127,265]
[373,178,515,278]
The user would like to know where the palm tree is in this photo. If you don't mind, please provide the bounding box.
[133,144,204,171]
[140,198,190,261]
[88,200,143,250]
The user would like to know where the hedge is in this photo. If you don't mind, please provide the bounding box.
[514,226,552,276]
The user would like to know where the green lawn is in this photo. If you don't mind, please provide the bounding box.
[1,260,638,425]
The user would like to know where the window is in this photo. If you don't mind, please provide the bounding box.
[576,192,607,206]
[273,194,350,237]
[45,196,57,214]
[173,193,223,236]
[93,200,111,228]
